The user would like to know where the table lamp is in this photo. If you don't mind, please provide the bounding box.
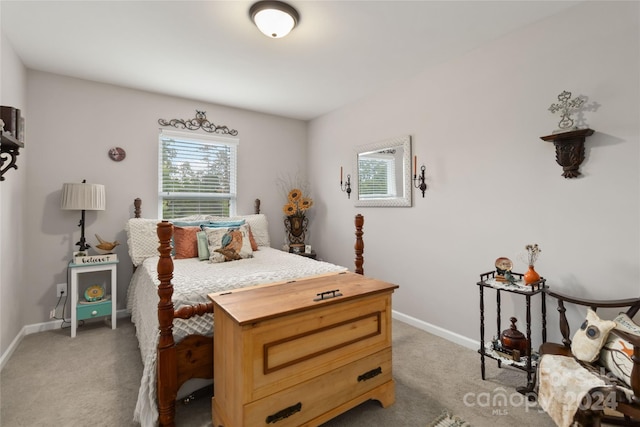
[61,180,106,252]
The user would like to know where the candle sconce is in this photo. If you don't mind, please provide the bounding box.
[340,172,352,199]
[413,165,427,198]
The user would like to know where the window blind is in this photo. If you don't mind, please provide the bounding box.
[158,131,237,218]
[358,157,396,199]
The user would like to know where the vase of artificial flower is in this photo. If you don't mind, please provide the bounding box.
[521,244,542,285]
[283,188,313,248]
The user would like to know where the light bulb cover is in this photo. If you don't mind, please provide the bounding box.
[250,1,299,38]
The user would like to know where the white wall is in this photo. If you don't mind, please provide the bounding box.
[0,30,27,356]
[3,0,639,358]
[308,1,640,346]
[22,71,307,327]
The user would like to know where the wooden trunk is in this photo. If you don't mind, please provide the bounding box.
[209,272,398,427]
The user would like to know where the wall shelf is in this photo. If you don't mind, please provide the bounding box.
[540,128,594,179]
[0,131,24,181]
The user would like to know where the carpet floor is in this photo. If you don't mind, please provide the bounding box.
[1,317,559,426]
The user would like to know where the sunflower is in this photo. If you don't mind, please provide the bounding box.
[288,188,302,202]
[299,197,313,211]
[282,202,297,216]
[283,187,313,217]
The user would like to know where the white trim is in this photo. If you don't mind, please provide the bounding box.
[2,309,475,372]
[392,309,478,351]
[0,309,130,372]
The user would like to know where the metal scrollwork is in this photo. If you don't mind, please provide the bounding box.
[548,91,585,131]
[0,147,20,181]
[158,110,238,136]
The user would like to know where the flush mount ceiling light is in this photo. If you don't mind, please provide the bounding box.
[250,1,299,38]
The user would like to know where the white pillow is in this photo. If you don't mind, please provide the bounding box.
[571,309,616,363]
[208,214,270,247]
[125,218,159,266]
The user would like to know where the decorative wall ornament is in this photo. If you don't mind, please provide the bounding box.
[543,91,595,178]
[548,90,585,132]
[158,110,238,136]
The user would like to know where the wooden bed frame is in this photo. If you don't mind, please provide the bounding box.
[131,198,366,427]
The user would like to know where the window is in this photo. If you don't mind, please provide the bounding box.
[357,155,397,199]
[158,130,237,218]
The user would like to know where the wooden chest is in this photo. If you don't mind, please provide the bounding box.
[208,272,398,427]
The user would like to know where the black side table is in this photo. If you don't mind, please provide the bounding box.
[477,270,547,395]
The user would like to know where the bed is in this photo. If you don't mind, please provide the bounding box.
[125,198,366,427]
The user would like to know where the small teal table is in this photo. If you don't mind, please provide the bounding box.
[68,260,118,337]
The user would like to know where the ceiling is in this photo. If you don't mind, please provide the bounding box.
[1,1,581,121]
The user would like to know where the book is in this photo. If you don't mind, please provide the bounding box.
[73,253,118,265]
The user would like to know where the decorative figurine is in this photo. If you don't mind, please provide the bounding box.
[94,234,120,253]
[494,257,513,282]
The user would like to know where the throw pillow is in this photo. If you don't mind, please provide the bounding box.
[246,225,258,251]
[600,333,634,386]
[599,313,640,386]
[208,214,270,247]
[571,308,616,363]
[205,224,253,263]
[173,226,201,259]
[196,231,209,261]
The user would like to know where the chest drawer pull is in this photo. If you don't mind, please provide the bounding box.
[313,289,343,301]
[357,366,382,382]
[266,402,302,424]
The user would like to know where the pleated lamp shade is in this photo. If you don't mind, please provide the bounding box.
[61,183,106,211]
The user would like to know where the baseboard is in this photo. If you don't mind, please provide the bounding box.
[3,310,474,371]
[0,309,130,372]
[392,310,478,351]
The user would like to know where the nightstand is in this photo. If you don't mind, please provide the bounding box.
[68,260,118,337]
[296,250,317,260]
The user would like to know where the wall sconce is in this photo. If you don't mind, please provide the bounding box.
[413,156,427,198]
[340,166,351,199]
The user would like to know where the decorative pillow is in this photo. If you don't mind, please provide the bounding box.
[599,313,640,386]
[173,226,200,259]
[170,214,209,222]
[246,225,258,251]
[201,219,246,228]
[205,225,253,263]
[203,220,257,251]
[208,214,270,247]
[613,313,640,336]
[571,309,616,363]
[600,333,634,386]
[196,231,209,261]
[125,218,160,266]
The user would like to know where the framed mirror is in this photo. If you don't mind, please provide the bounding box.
[354,135,412,207]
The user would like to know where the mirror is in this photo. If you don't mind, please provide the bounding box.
[354,135,412,207]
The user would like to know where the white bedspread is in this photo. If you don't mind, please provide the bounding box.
[126,247,347,426]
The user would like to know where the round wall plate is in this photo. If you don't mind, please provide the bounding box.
[108,147,126,162]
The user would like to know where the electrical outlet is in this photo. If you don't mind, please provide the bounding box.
[56,283,66,297]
